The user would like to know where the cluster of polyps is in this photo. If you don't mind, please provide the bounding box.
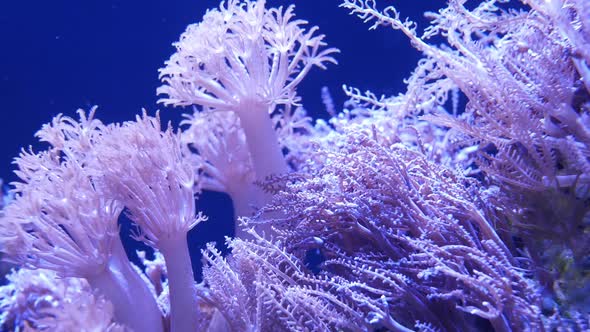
[158,0,338,237]
[0,0,336,331]
[0,110,166,332]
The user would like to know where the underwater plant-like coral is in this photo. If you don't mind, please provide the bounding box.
[92,111,207,332]
[341,0,590,317]
[200,232,368,331]
[0,268,126,331]
[239,132,542,331]
[0,110,164,332]
[1,0,589,331]
[158,0,338,237]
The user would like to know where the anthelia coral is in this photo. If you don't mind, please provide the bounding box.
[0,109,164,332]
[92,111,207,332]
[1,0,589,331]
[158,0,338,237]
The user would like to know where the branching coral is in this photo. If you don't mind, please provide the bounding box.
[1,0,588,331]
[200,233,368,331]
[244,132,542,331]
[341,0,590,317]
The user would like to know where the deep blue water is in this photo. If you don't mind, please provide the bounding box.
[0,0,437,276]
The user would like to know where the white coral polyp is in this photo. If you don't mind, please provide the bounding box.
[180,110,254,195]
[94,111,204,332]
[0,162,121,278]
[157,0,338,113]
[95,111,204,246]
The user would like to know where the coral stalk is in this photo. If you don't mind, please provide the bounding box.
[236,99,288,184]
[93,112,206,332]
[159,235,198,332]
[86,238,163,332]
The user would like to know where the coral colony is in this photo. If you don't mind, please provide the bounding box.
[0,0,589,331]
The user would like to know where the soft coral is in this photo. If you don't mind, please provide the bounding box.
[158,0,338,236]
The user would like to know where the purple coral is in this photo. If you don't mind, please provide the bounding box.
[0,0,589,331]
[237,133,542,331]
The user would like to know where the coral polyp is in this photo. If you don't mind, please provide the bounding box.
[1,0,588,331]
